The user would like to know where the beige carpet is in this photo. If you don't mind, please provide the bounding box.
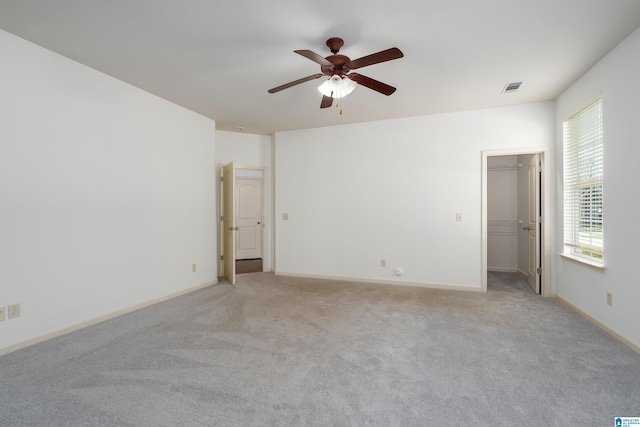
[1,272,639,426]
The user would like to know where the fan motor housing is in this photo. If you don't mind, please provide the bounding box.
[322,54,351,75]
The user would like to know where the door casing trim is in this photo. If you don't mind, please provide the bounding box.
[219,164,268,276]
[481,148,551,296]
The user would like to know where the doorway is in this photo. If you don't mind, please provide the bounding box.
[235,173,264,275]
[482,149,550,296]
[220,163,267,284]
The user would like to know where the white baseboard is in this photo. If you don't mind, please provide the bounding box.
[554,293,640,355]
[0,280,218,357]
[274,271,481,292]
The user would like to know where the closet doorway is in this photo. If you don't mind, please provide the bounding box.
[482,149,550,296]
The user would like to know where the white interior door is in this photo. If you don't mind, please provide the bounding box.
[235,178,263,260]
[527,154,541,293]
[222,162,236,284]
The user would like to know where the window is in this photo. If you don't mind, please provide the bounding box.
[563,97,603,264]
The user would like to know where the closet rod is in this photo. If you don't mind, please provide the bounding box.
[488,163,522,170]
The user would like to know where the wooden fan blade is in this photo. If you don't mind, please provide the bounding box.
[347,73,397,95]
[268,73,324,93]
[294,50,334,67]
[320,95,333,108]
[348,47,404,70]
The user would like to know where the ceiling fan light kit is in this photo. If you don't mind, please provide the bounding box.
[317,75,357,99]
[268,37,403,109]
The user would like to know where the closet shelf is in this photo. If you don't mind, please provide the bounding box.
[488,219,522,224]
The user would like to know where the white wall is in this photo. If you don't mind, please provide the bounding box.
[487,155,519,272]
[215,131,274,271]
[215,131,273,171]
[0,30,217,353]
[275,102,555,290]
[555,27,640,348]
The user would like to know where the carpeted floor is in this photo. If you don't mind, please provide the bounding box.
[1,272,639,426]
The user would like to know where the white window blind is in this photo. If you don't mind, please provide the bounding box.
[563,97,603,262]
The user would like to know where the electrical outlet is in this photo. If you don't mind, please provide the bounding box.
[8,303,20,319]
[0,306,5,321]
[282,213,289,220]
[456,213,463,222]
[192,263,197,272]
[607,292,612,306]
[380,259,386,267]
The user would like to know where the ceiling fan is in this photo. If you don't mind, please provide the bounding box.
[268,37,404,109]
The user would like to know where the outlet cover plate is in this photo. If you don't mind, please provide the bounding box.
[8,303,20,319]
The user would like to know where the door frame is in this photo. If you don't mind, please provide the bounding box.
[221,162,236,284]
[219,164,268,277]
[527,153,542,293]
[481,148,551,296]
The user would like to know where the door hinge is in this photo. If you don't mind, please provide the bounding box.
[536,267,542,275]
[537,164,542,173]
[221,176,224,182]
[220,215,224,222]
[537,216,542,224]
[220,255,224,261]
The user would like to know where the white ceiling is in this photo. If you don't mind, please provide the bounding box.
[1,1,640,135]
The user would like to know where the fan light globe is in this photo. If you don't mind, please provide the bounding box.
[318,75,356,99]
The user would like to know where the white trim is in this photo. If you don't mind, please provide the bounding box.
[235,169,263,179]
[482,147,552,296]
[562,91,602,121]
[558,252,606,271]
[554,293,640,355]
[562,96,603,264]
[0,280,218,357]
[274,271,482,292]
[220,164,270,275]
[235,164,269,273]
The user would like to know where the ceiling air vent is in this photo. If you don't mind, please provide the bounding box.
[502,81,523,93]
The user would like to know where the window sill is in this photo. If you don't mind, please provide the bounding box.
[558,253,606,272]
